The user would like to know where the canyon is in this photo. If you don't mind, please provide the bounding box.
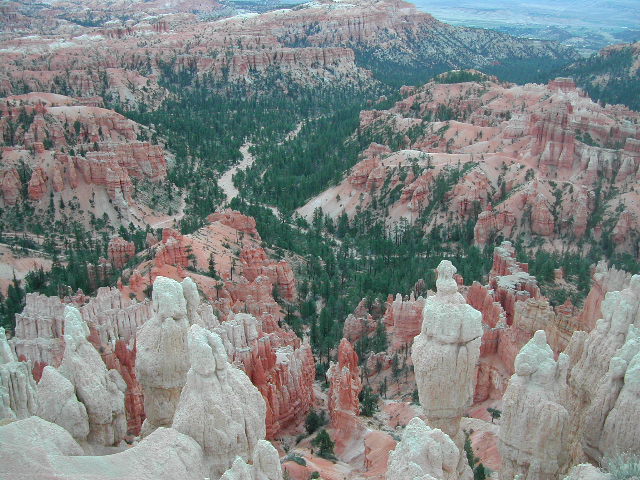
[1,0,639,478]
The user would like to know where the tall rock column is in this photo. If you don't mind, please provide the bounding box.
[136,276,191,436]
[327,338,363,456]
[412,260,482,480]
[0,327,38,420]
[499,331,570,480]
[172,324,267,478]
[58,307,127,446]
[412,260,482,437]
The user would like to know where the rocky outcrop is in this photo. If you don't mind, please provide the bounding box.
[328,338,362,421]
[58,306,127,446]
[240,247,297,302]
[489,242,540,324]
[343,298,378,343]
[565,275,640,464]
[11,288,151,435]
[0,327,38,420]
[211,312,315,440]
[219,440,283,480]
[136,276,191,436]
[12,293,66,368]
[173,324,266,478]
[412,260,482,437]
[578,261,631,331]
[154,229,190,269]
[327,338,362,456]
[412,260,481,480]
[383,293,425,350]
[499,331,570,480]
[0,416,206,480]
[0,168,21,205]
[108,236,136,269]
[208,209,259,236]
[35,365,89,443]
[387,417,459,480]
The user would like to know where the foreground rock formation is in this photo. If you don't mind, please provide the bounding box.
[499,331,570,480]
[58,306,127,446]
[11,287,151,434]
[0,277,283,480]
[136,276,191,436]
[387,417,459,480]
[173,324,266,478]
[565,275,640,464]
[0,327,38,420]
[413,261,482,436]
[412,260,482,479]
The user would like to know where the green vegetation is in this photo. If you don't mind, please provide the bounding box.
[305,410,328,435]
[560,46,640,110]
[464,429,489,480]
[311,429,335,460]
[604,453,640,480]
[487,407,501,423]
[359,386,379,417]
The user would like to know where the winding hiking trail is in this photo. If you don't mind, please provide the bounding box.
[219,142,255,203]
[219,121,304,207]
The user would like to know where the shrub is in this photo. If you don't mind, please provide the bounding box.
[311,429,335,460]
[604,453,640,480]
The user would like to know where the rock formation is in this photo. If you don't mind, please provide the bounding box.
[172,324,267,478]
[58,306,127,446]
[219,440,283,480]
[412,260,482,438]
[0,416,206,480]
[11,287,151,434]
[327,338,363,456]
[387,417,459,480]
[0,327,38,420]
[412,260,482,480]
[136,276,191,436]
[35,365,89,443]
[108,236,136,269]
[565,275,640,464]
[383,293,425,350]
[499,331,570,480]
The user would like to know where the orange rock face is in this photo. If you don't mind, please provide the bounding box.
[383,293,425,350]
[328,338,362,420]
[299,76,640,256]
[108,236,136,270]
[120,211,314,438]
[0,94,168,212]
[327,338,363,457]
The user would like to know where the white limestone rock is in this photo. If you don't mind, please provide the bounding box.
[218,440,282,480]
[411,260,483,436]
[565,275,640,464]
[563,464,610,480]
[0,327,38,420]
[135,276,191,435]
[252,439,283,480]
[0,417,205,480]
[36,365,89,442]
[499,330,570,480]
[58,306,126,446]
[387,417,459,480]
[172,324,266,478]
